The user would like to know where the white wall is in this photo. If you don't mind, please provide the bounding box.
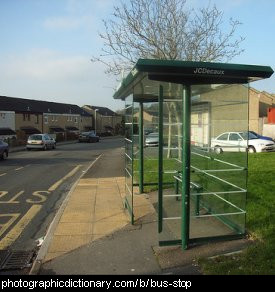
[0,111,15,130]
[263,124,275,139]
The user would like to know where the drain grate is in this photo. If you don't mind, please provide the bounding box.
[0,250,36,270]
[0,250,10,268]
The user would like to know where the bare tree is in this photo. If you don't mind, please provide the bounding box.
[92,0,244,75]
[93,0,245,160]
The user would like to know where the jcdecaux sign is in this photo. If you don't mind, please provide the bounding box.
[194,68,225,75]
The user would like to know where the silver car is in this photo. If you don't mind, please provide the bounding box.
[26,134,56,151]
[145,132,159,147]
[211,131,275,153]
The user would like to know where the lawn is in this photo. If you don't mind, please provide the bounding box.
[199,152,275,274]
[132,150,275,274]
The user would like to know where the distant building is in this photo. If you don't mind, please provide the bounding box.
[249,88,275,134]
[0,110,16,140]
[82,105,122,135]
[0,96,93,141]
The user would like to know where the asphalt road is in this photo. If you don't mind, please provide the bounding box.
[0,138,124,257]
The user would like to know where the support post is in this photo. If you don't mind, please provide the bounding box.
[182,85,191,250]
[158,85,164,233]
[139,102,144,194]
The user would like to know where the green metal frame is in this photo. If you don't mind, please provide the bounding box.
[181,85,191,250]
[158,85,164,233]
[114,59,273,100]
[124,97,134,225]
[139,102,144,194]
[115,58,273,250]
[188,233,246,245]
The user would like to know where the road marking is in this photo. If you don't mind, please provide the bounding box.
[0,213,20,237]
[26,191,50,204]
[0,191,8,199]
[0,205,41,250]
[0,173,7,177]
[0,190,24,204]
[48,165,81,192]
[15,167,24,171]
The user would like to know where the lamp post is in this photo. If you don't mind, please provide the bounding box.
[95,109,99,135]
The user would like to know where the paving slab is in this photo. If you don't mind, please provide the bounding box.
[153,238,253,270]
[39,148,154,266]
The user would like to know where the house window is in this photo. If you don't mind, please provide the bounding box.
[35,114,39,124]
[0,113,5,119]
[23,113,30,121]
[44,115,48,124]
[52,115,55,122]
[74,116,78,123]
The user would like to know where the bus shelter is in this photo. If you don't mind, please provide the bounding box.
[113,59,273,249]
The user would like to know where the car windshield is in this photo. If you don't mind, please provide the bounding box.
[249,131,259,137]
[148,133,158,137]
[29,135,42,140]
[239,132,258,140]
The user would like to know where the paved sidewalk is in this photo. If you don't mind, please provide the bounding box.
[33,146,250,275]
[34,147,159,274]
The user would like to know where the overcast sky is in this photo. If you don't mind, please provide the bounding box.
[0,0,274,111]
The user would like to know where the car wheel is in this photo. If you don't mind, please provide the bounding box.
[248,146,256,153]
[53,143,56,149]
[43,145,47,151]
[214,146,223,154]
[1,151,8,160]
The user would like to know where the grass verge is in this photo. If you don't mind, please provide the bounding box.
[199,152,275,274]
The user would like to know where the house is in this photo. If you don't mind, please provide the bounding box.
[82,105,122,135]
[42,104,92,135]
[249,88,275,134]
[0,110,15,130]
[0,96,93,142]
[0,110,16,140]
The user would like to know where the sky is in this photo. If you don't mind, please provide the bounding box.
[0,0,274,112]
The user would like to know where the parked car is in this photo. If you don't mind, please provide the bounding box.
[0,140,9,160]
[211,131,275,154]
[249,131,274,142]
[145,132,159,147]
[26,134,56,151]
[144,128,155,135]
[78,132,99,143]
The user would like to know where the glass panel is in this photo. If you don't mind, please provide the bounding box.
[133,101,140,192]
[125,94,133,222]
[132,75,160,194]
[190,84,248,239]
[143,101,159,192]
[159,83,183,243]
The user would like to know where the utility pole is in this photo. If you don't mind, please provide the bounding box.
[95,109,99,135]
